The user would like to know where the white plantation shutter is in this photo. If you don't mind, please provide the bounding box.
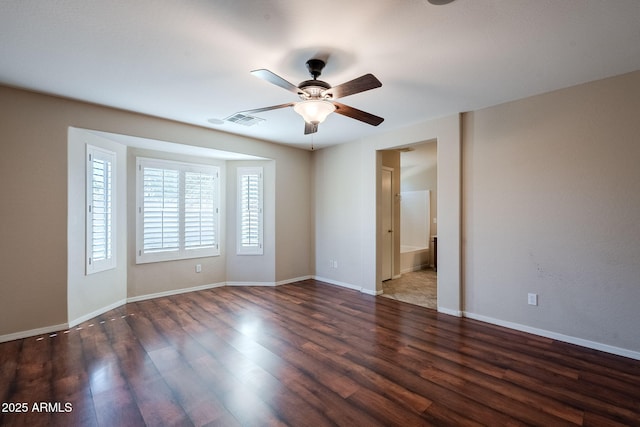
[136,158,220,263]
[185,171,217,250]
[87,146,115,274]
[142,167,180,253]
[240,174,260,247]
[237,167,263,255]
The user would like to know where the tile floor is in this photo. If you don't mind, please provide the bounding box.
[380,268,437,309]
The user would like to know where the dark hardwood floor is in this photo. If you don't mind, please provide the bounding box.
[1,279,639,426]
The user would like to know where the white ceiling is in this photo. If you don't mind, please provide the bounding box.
[1,0,639,150]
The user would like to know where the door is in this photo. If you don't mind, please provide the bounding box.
[381,167,394,281]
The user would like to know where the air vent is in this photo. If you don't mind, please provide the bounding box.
[224,113,265,127]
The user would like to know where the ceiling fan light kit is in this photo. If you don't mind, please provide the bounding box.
[236,58,383,135]
[293,99,336,124]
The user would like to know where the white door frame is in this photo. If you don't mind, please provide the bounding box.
[381,167,394,281]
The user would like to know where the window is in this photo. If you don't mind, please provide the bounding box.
[136,158,220,263]
[86,145,115,274]
[237,167,263,255]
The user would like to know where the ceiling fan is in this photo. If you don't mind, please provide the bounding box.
[236,59,384,135]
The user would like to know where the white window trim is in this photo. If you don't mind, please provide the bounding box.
[237,166,264,255]
[136,157,220,264]
[86,145,116,274]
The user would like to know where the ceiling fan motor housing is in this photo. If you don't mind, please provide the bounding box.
[306,59,326,79]
[298,79,331,99]
[298,59,331,99]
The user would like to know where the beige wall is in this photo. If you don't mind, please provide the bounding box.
[275,154,313,282]
[462,70,640,355]
[2,88,71,336]
[0,85,312,338]
[313,141,370,290]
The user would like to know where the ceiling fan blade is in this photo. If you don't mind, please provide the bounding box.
[323,74,382,99]
[238,102,295,114]
[333,102,384,126]
[251,69,300,94]
[304,121,318,135]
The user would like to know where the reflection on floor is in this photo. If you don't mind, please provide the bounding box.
[380,268,437,309]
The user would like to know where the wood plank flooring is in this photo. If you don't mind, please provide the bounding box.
[1,279,639,426]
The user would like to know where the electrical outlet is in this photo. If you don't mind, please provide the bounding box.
[333,260,338,269]
[527,293,538,306]
[196,264,202,273]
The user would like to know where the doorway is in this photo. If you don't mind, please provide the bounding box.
[379,141,438,309]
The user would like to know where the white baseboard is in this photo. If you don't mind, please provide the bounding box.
[127,282,225,303]
[361,287,383,296]
[313,276,359,291]
[0,323,69,344]
[226,276,315,287]
[276,275,313,286]
[226,281,276,287]
[464,311,640,361]
[69,299,128,328]
[437,306,463,317]
[313,276,382,295]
